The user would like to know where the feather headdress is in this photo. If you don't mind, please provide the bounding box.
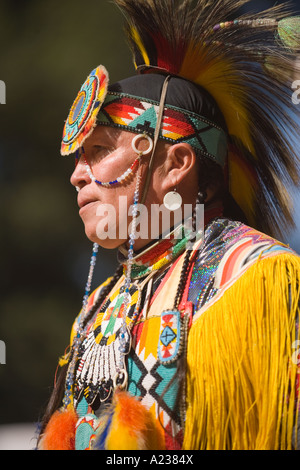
[113,0,300,238]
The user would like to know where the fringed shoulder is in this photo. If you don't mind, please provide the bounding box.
[185,251,300,450]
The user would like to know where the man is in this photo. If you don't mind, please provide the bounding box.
[38,0,300,450]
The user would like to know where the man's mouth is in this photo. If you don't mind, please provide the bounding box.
[78,196,97,209]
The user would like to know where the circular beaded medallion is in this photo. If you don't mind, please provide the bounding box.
[61,65,109,155]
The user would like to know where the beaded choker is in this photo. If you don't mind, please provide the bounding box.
[118,223,192,280]
[117,204,224,281]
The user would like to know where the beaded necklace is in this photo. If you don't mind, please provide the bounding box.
[64,218,193,409]
[63,243,99,408]
[115,160,142,387]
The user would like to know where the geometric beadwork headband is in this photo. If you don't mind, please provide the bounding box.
[61,65,228,167]
[96,92,228,167]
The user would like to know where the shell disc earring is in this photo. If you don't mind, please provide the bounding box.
[163,189,182,211]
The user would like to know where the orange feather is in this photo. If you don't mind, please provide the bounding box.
[39,408,78,450]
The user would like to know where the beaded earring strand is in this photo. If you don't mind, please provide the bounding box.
[63,242,99,408]
[113,159,143,389]
[84,152,141,186]
[81,133,153,187]
[113,133,154,389]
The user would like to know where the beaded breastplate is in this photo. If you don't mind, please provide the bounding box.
[72,227,191,412]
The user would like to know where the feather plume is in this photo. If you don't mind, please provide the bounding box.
[92,390,164,450]
[38,408,77,450]
[113,0,300,238]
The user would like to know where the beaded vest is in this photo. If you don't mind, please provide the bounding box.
[71,224,192,449]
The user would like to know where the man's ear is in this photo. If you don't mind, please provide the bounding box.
[161,143,197,190]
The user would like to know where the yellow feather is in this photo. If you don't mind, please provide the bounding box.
[104,392,164,450]
[180,44,255,157]
[131,27,150,67]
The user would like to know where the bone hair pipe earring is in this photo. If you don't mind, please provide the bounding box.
[131,133,154,156]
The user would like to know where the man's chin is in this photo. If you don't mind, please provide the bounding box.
[85,229,127,250]
[96,238,126,250]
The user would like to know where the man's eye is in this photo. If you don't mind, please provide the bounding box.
[90,147,112,163]
[94,146,113,155]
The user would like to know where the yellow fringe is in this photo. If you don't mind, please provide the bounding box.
[183,253,300,450]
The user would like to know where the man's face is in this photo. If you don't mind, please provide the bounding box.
[70,125,164,249]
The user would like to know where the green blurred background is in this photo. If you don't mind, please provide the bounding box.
[0,0,299,426]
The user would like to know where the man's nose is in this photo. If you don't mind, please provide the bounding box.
[70,156,92,189]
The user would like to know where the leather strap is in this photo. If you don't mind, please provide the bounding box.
[140,75,171,205]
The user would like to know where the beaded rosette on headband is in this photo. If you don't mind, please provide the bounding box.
[61,65,109,156]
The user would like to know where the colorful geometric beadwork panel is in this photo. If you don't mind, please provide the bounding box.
[96,92,228,166]
[158,310,181,364]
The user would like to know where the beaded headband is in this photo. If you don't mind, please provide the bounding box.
[96,92,227,167]
[61,65,227,167]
